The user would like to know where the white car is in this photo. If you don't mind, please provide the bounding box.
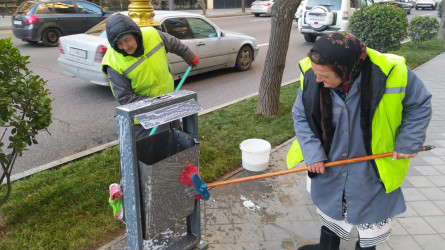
[294,0,305,23]
[57,11,259,86]
[415,0,438,9]
[251,0,275,17]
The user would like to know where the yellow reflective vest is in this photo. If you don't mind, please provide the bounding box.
[287,48,409,193]
[102,27,174,98]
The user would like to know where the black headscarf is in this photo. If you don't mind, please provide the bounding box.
[105,13,144,57]
[310,32,367,83]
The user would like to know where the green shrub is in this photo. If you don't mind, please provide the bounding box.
[0,38,52,206]
[409,16,439,48]
[439,0,443,18]
[349,4,408,52]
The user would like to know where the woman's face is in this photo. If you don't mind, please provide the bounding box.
[117,34,138,55]
[311,62,342,88]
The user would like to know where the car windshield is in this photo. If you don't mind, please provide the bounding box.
[85,18,107,37]
[306,0,342,10]
[15,2,35,14]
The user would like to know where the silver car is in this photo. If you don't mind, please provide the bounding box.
[251,0,275,17]
[57,11,259,86]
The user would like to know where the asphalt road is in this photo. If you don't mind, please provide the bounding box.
[0,8,439,176]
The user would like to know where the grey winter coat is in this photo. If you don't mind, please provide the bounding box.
[292,65,432,224]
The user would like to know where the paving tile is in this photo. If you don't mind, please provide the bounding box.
[434,165,445,175]
[432,140,445,147]
[386,235,422,250]
[397,217,436,235]
[262,222,294,241]
[426,175,445,187]
[413,234,445,250]
[207,243,238,250]
[232,242,267,249]
[263,240,298,250]
[424,216,445,234]
[391,218,409,236]
[402,188,428,202]
[431,147,445,157]
[405,176,435,187]
[418,187,445,200]
[433,200,445,213]
[283,204,314,221]
[204,224,236,244]
[408,201,443,216]
[413,165,441,176]
[233,222,265,243]
[423,156,445,166]
[289,220,322,240]
[204,208,232,225]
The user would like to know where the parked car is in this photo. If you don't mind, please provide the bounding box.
[11,0,111,47]
[294,0,305,23]
[415,0,437,9]
[298,0,374,42]
[57,11,259,86]
[251,0,275,16]
[379,0,413,14]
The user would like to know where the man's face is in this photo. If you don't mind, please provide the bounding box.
[116,34,137,55]
[311,62,342,88]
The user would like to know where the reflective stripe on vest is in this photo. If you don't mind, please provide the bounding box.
[287,49,409,193]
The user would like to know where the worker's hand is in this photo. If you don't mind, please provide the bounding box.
[308,161,325,174]
[392,151,418,160]
[188,55,199,67]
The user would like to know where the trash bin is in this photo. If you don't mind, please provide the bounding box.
[115,90,204,250]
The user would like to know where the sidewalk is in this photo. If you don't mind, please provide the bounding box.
[99,52,445,250]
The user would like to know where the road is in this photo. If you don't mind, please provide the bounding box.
[0,9,439,176]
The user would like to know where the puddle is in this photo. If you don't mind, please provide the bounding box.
[240,195,261,211]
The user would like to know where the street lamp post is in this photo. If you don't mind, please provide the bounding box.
[128,0,159,27]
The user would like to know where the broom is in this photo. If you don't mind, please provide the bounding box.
[179,145,435,201]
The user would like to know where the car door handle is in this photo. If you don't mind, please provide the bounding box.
[197,42,205,46]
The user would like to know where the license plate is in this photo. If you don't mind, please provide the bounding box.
[13,20,22,25]
[309,15,325,21]
[70,48,87,59]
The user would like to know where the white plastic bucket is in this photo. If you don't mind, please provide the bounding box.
[240,138,271,172]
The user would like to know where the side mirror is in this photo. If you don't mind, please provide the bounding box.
[219,31,225,37]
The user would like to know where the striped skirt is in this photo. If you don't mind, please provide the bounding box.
[316,206,392,248]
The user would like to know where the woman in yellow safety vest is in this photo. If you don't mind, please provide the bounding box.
[102,13,199,139]
[289,32,432,250]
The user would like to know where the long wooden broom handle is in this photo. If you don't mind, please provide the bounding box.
[206,145,434,188]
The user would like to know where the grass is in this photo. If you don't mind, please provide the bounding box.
[1,38,444,249]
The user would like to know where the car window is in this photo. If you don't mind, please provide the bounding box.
[306,0,342,10]
[53,1,77,14]
[360,0,373,7]
[35,3,53,14]
[187,18,216,38]
[15,2,35,14]
[76,1,102,14]
[85,18,107,36]
[162,18,194,40]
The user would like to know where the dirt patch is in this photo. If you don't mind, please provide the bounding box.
[0,215,7,241]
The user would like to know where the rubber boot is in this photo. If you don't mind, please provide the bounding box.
[298,226,341,250]
[355,240,376,250]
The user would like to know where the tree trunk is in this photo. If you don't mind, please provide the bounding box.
[439,3,445,40]
[257,0,301,117]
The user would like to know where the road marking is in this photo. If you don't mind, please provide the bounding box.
[258,43,269,47]
[251,19,270,22]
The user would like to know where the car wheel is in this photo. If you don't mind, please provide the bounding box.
[254,13,260,17]
[304,33,317,42]
[235,45,253,71]
[415,6,418,9]
[407,9,411,14]
[432,4,436,9]
[42,28,62,47]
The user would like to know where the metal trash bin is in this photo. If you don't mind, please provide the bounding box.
[115,90,203,250]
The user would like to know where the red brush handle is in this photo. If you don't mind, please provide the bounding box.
[206,146,433,188]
